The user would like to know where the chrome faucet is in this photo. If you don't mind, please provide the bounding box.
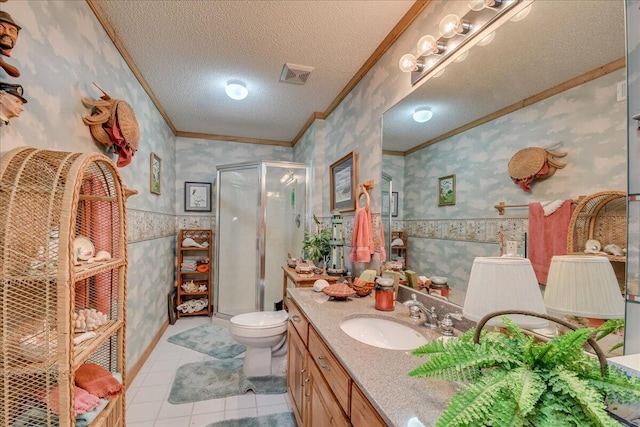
[403,294,438,329]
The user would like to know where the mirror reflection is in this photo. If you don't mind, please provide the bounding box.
[381,0,626,353]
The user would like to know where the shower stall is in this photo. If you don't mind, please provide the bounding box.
[214,161,309,319]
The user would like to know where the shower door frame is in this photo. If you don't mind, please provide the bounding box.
[214,161,310,319]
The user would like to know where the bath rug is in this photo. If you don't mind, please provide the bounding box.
[206,412,296,427]
[168,359,287,404]
[167,324,246,359]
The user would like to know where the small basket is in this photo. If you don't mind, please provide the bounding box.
[352,277,374,296]
[323,283,356,300]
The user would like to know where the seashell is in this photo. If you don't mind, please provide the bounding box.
[313,279,330,292]
[323,282,356,299]
[87,250,111,263]
[584,239,601,254]
[603,244,624,257]
[182,237,204,248]
[352,277,374,296]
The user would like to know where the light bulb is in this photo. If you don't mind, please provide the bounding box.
[510,4,532,22]
[439,14,470,38]
[417,35,444,56]
[399,53,418,72]
[413,107,433,123]
[477,31,495,46]
[225,80,248,100]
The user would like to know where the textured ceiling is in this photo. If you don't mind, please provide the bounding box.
[383,0,626,153]
[92,0,416,144]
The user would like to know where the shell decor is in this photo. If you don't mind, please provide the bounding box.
[352,277,374,297]
[176,298,208,313]
[322,282,356,300]
[73,308,108,333]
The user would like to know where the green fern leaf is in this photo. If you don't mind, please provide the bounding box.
[436,370,512,427]
[584,366,640,404]
[506,366,546,418]
[549,367,620,427]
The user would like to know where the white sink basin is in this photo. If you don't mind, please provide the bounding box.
[340,317,428,350]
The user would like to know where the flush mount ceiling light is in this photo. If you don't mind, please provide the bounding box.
[413,107,433,123]
[400,0,533,86]
[225,80,248,100]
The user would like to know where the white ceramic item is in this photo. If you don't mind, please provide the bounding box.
[313,279,330,292]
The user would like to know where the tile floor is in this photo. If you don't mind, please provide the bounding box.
[126,316,293,427]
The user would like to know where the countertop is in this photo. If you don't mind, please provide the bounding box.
[287,288,460,427]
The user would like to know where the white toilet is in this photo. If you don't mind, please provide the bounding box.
[229,310,288,377]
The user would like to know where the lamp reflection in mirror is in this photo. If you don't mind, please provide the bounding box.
[463,257,548,328]
[412,107,433,123]
[468,0,504,11]
[544,255,624,327]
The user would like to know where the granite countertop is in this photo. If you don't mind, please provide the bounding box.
[287,287,460,427]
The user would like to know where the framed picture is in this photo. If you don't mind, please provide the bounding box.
[391,191,399,217]
[381,190,390,215]
[185,182,212,212]
[438,174,456,206]
[330,151,357,212]
[150,153,161,195]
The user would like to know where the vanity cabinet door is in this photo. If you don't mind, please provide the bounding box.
[287,324,308,425]
[308,359,351,427]
[351,382,386,427]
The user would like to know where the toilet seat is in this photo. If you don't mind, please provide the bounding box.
[230,310,288,328]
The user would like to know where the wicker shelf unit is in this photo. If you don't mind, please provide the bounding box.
[0,147,128,426]
[177,229,212,318]
[566,190,627,291]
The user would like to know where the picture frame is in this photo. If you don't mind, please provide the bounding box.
[381,190,390,215]
[438,174,456,206]
[150,153,161,195]
[185,182,212,212]
[391,191,399,217]
[330,151,357,212]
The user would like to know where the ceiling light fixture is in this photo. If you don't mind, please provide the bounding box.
[225,80,248,100]
[400,0,533,86]
[413,107,433,123]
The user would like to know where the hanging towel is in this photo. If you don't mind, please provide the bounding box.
[350,207,374,263]
[378,220,386,263]
[528,199,573,285]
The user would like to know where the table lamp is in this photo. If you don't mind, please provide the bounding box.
[463,257,548,328]
[544,255,624,327]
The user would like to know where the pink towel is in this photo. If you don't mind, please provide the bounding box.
[350,207,374,263]
[378,220,386,263]
[528,200,573,285]
[41,385,101,416]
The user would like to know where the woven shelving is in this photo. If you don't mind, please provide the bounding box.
[0,147,127,426]
[566,190,627,290]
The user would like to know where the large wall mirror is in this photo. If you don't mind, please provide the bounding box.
[381,0,628,353]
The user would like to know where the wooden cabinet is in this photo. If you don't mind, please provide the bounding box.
[351,383,387,427]
[0,148,128,426]
[177,229,212,318]
[286,295,383,427]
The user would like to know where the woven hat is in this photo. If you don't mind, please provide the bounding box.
[0,11,21,31]
[508,147,546,180]
[114,101,140,151]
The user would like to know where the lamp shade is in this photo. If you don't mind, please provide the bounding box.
[544,255,624,319]
[463,257,548,328]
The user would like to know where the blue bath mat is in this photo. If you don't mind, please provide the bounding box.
[167,324,246,359]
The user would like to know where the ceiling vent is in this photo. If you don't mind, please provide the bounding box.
[280,63,314,85]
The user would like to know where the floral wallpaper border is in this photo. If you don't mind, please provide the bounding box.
[396,217,528,245]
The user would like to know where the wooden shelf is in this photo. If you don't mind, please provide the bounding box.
[177,229,213,319]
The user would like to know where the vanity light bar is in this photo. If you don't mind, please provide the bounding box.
[405,0,533,87]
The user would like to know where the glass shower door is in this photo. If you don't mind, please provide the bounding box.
[216,166,260,316]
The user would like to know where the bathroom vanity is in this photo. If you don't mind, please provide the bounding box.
[286,288,459,427]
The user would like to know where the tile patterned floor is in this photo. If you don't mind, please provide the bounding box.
[126,317,292,427]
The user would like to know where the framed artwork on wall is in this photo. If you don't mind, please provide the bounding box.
[330,151,357,212]
[438,174,456,206]
[150,153,161,195]
[185,181,212,212]
[392,191,399,217]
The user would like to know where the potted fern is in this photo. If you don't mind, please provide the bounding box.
[409,311,640,427]
[302,214,331,266]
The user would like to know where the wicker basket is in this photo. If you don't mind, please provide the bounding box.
[352,277,374,296]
